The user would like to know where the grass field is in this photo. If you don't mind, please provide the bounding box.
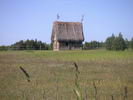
[0,50,133,100]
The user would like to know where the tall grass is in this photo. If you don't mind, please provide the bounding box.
[73,62,82,100]
[0,50,133,100]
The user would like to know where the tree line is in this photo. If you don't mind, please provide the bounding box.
[83,41,105,50]
[83,33,133,50]
[0,33,133,51]
[0,39,52,50]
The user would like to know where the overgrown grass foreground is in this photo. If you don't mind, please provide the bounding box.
[0,50,133,100]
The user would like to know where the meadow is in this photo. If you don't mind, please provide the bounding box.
[0,50,133,100]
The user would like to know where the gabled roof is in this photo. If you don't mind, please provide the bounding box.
[51,21,84,42]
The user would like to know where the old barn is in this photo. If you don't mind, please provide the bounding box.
[51,21,84,51]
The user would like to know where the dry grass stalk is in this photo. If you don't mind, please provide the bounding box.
[42,88,47,100]
[84,89,88,100]
[56,79,59,100]
[93,81,97,100]
[19,66,30,82]
[111,95,114,100]
[124,86,128,100]
[74,62,80,74]
[73,62,83,100]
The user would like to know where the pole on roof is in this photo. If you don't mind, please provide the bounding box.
[81,15,84,23]
[57,14,60,21]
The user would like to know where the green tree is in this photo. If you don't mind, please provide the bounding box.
[112,33,126,51]
[83,41,104,50]
[90,41,99,49]
[125,38,129,49]
[99,41,105,48]
[105,34,115,50]
[105,33,127,51]
[131,37,133,49]
[83,42,91,50]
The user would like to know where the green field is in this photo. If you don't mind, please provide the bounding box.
[0,50,133,100]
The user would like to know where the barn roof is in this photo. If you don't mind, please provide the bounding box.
[51,21,84,42]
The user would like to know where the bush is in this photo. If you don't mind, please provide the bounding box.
[0,46,8,51]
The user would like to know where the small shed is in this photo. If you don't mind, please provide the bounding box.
[51,21,84,51]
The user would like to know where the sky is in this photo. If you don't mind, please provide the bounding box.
[0,0,133,45]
